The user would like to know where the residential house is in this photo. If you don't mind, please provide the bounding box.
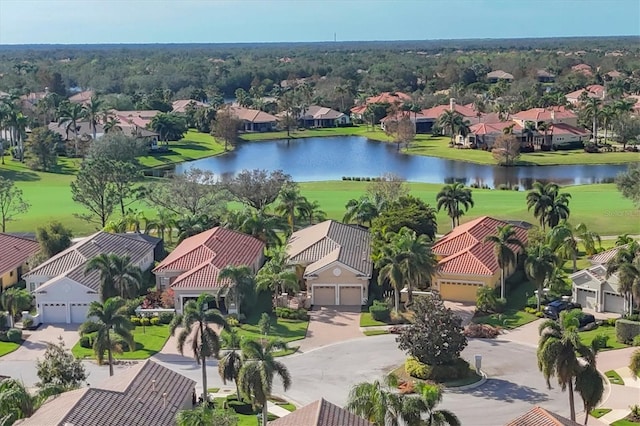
[419,98,480,134]
[17,359,196,426]
[228,106,278,132]
[172,99,208,114]
[47,120,105,142]
[511,106,579,128]
[152,227,265,314]
[269,398,373,426]
[431,216,529,303]
[542,123,591,146]
[571,63,594,76]
[297,105,350,128]
[571,264,626,314]
[20,91,48,111]
[68,90,94,105]
[505,406,580,426]
[606,70,624,79]
[286,220,372,307]
[0,233,39,290]
[24,231,156,324]
[111,109,161,150]
[536,69,556,83]
[565,85,606,105]
[349,91,411,121]
[466,121,524,149]
[116,233,165,262]
[486,70,514,83]
[380,110,432,133]
[511,106,589,147]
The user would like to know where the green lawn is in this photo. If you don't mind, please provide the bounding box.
[472,280,540,329]
[579,326,629,351]
[235,318,309,344]
[611,419,640,426]
[360,312,389,327]
[0,341,22,357]
[363,329,390,336]
[72,325,171,360]
[605,369,625,385]
[137,130,227,168]
[591,408,612,418]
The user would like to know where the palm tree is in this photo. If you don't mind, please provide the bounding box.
[58,102,85,156]
[525,244,558,310]
[537,310,602,422]
[79,297,134,376]
[376,236,406,313]
[343,195,385,227]
[582,97,602,144]
[574,222,601,256]
[274,184,303,234]
[0,379,67,424]
[103,117,121,133]
[439,110,463,144]
[295,197,326,226]
[218,265,255,318]
[537,121,550,149]
[346,373,413,426]
[396,227,438,305]
[0,288,32,326]
[409,382,461,426]
[630,349,640,379]
[575,363,605,425]
[436,182,474,229]
[484,224,525,300]
[255,248,299,303]
[225,210,283,248]
[493,103,509,120]
[218,328,243,399]
[600,104,616,145]
[238,339,292,426]
[526,181,571,230]
[523,121,537,147]
[83,95,103,140]
[606,242,640,314]
[616,234,635,247]
[169,293,229,403]
[85,253,143,301]
[549,222,579,272]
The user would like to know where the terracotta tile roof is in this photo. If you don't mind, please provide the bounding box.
[172,99,208,113]
[607,70,623,78]
[590,244,627,264]
[68,90,94,104]
[572,63,592,71]
[229,106,278,123]
[18,360,195,426]
[566,85,605,101]
[349,105,368,115]
[0,233,39,275]
[487,70,514,80]
[112,109,160,128]
[512,106,577,122]
[546,123,590,136]
[269,398,372,426]
[287,221,372,277]
[433,216,528,276]
[365,92,411,105]
[505,406,581,426]
[470,121,523,136]
[421,103,478,119]
[153,227,264,289]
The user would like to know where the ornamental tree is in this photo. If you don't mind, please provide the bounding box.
[36,337,87,389]
[396,294,467,366]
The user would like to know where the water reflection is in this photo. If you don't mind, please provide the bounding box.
[174,136,629,189]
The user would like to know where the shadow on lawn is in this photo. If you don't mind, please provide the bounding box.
[0,168,40,182]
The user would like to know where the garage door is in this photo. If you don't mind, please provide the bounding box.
[313,286,336,305]
[438,282,479,303]
[339,286,362,306]
[576,289,597,309]
[604,292,625,314]
[70,303,90,323]
[41,303,67,323]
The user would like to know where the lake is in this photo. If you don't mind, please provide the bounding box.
[174,136,628,189]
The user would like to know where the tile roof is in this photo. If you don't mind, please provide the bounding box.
[546,123,590,136]
[153,227,264,290]
[365,92,411,105]
[537,70,556,78]
[269,398,373,426]
[566,85,605,101]
[433,216,528,276]
[229,106,278,123]
[349,105,368,115]
[112,110,160,128]
[25,231,155,292]
[487,70,514,80]
[571,265,620,293]
[0,233,39,275]
[590,244,627,264]
[68,90,94,104]
[421,103,478,119]
[505,406,581,426]
[512,106,577,122]
[301,105,346,120]
[470,121,523,136]
[48,121,105,141]
[286,221,372,277]
[18,360,195,426]
[172,99,208,113]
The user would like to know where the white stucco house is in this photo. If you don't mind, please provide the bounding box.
[571,264,626,315]
[24,232,156,324]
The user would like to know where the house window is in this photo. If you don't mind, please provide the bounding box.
[9,271,14,277]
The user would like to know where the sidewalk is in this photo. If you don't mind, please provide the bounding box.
[596,347,640,425]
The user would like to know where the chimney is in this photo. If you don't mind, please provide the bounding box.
[151,379,156,392]
[449,98,456,111]
[162,392,168,408]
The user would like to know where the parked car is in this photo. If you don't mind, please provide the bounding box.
[543,300,582,320]
[578,313,596,329]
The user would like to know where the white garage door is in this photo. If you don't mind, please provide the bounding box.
[42,303,67,323]
[339,286,362,306]
[70,303,90,323]
[313,286,336,306]
[604,292,625,314]
[576,289,597,310]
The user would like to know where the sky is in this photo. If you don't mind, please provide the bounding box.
[0,0,638,45]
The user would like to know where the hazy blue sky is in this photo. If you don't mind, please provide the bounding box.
[0,0,638,44]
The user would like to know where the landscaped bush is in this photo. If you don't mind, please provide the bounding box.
[6,328,22,343]
[140,317,150,326]
[493,298,507,313]
[633,335,640,346]
[150,317,160,326]
[464,323,501,339]
[274,307,309,321]
[112,336,132,352]
[497,184,510,190]
[584,143,600,153]
[369,300,391,322]
[624,314,640,322]
[405,356,431,380]
[79,335,92,349]
[604,318,618,327]
[228,399,255,415]
[615,319,640,344]
[130,317,142,326]
[591,333,610,350]
[22,317,34,329]
[158,312,174,324]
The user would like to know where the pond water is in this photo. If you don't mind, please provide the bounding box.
[174,136,628,189]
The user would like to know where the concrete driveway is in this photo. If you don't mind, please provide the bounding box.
[3,324,80,361]
[443,301,476,326]
[296,307,362,353]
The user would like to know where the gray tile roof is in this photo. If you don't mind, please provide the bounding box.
[269,398,372,426]
[25,231,155,292]
[287,221,372,277]
[19,360,195,426]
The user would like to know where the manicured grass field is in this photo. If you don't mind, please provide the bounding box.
[0,341,21,357]
[363,329,390,336]
[579,326,628,351]
[71,325,171,360]
[605,369,625,385]
[591,408,612,418]
[137,130,227,168]
[236,318,308,344]
[611,419,640,426]
[359,312,389,327]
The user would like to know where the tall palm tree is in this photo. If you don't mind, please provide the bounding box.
[606,242,640,313]
[83,95,103,140]
[255,248,299,303]
[343,195,385,227]
[525,244,558,310]
[484,224,525,300]
[616,234,634,247]
[238,339,292,426]
[79,297,134,376]
[600,104,616,145]
[523,121,537,147]
[537,121,550,149]
[85,253,143,301]
[582,97,602,144]
[436,182,474,229]
[58,102,85,156]
[225,210,283,248]
[575,222,601,256]
[549,222,579,272]
[218,328,243,399]
[396,227,438,305]
[537,310,602,422]
[218,265,255,318]
[376,236,406,313]
[575,363,605,425]
[526,181,571,230]
[275,184,303,234]
[169,293,229,403]
[438,110,463,144]
[295,197,326,226]
[408,382,461,426]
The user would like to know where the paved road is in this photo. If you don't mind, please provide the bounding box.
[0,335,594,425]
